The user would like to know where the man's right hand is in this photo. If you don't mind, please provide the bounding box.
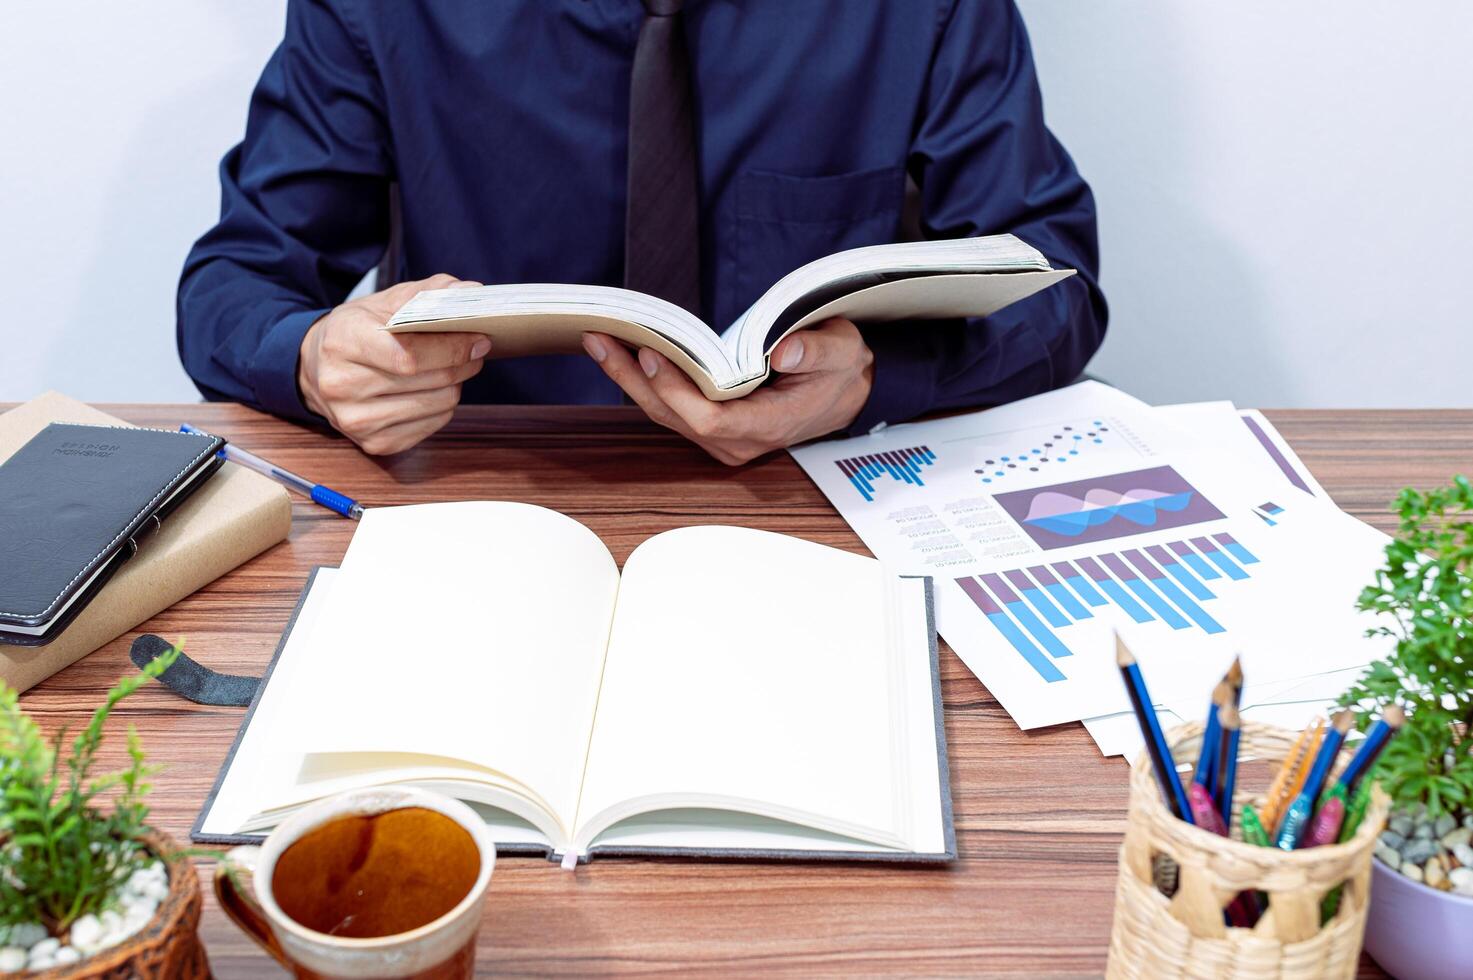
[297,274,490,455]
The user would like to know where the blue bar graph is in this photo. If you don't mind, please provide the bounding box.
[1193,535,1248,580]
[955,577,1065,683]
[835,446,936,502]
[1123,549,1224,635]
[1214,532,1260,566]
[1004,569,1070,627]
[1028,565,1092,619]
[1101,553,1191,630]
[1052,561,1108,607]
[1146,544,1215,601]
[1076,555,1154,623]
[980,573,1074,661]
[957,534,1265,685]
[1170,539,1221,581]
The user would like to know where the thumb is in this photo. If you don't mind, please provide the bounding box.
[770,319,861,374]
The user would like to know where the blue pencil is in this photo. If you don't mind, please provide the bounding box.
[1116,632,1193,823]
[1275,710,1355,850]
[1216,702,1242,832]
[1193,681,1231,792]
[1337,705,1404,794]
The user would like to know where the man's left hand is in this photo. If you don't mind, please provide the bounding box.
[583,317,874,465]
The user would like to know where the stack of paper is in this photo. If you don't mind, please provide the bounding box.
[789,383,1390,761]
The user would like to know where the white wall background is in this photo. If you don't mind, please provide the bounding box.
[2,1,1469,407]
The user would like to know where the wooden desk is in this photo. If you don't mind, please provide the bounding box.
[18,404,1472,977]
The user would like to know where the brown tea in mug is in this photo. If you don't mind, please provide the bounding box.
[271,806,480,939]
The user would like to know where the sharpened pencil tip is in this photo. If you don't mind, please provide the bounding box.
[1332,709,1356,734]
[1226,655,1243,688]
[1114,630,1136,667]
[1384,704,1406,727]
[1211,680,1233,707]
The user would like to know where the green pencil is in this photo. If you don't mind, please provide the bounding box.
[1240,804,1272,847]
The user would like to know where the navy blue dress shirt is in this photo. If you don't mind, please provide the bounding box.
[178,0,1106,435]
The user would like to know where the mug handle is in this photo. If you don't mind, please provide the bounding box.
[214,845,293,970]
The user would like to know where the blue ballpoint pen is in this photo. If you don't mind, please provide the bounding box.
[180,424,364,519]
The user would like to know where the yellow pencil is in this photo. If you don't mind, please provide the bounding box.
[1261,718,1323,833]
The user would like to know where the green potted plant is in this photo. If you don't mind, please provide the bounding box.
[0,646,209,977]
[1338,477,1473,980]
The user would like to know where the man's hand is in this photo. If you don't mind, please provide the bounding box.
[297,274,490,455]
[582,317,874,465]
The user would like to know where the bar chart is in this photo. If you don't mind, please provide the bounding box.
[1255,501,1285,525]
[833,445,935,502]
[954,532,1261,682]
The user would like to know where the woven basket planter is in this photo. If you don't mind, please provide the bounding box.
[1107,721,1390,980]
[23,829,209,979]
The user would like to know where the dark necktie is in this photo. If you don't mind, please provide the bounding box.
[624,0,702,316]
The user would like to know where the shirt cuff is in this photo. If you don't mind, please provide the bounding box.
[247,308,328,424]
[843,326,941,436]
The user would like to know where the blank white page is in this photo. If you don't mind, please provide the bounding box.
[276,502,619,835]
[574,526,907,851]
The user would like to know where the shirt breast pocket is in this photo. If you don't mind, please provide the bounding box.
[724,165,905,325]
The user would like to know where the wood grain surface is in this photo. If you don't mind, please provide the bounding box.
[15,402,1472,977]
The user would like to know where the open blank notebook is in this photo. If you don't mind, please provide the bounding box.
[194,503,954,864]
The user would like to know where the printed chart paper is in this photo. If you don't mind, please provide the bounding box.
[790,384,1391,730]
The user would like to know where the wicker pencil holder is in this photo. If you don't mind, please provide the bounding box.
[1106,721,1389,980]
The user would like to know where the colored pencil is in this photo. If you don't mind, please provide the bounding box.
[1321,780,1375,923]
[1226,655,1243,707]
[1187,782,1228,834]
[1240,804,1271,847]
[1193,681,1231,792]
[1261,718,1323,833]
[1275,711,1355,850]
[1336,704,1404,794]
[1302,784,1347,847]
[1116,632,1193,823]
[1215,702,1242,831]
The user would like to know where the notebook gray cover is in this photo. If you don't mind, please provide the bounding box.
[194,569,956,865]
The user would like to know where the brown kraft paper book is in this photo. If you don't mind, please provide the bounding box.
[0,393,292,693]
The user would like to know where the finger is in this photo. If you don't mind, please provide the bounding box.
[336,385,465,440]
[769,317,864,375]
[355,328,491,377]
[582,333,695,439]
[637,348,766,443]
[364,355,486,396]
[363,273,462,317]
[356,409,457,456]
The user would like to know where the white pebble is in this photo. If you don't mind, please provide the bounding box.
[69,914,102,952]
[6,923,46,950]
[53,945,81,965]
[0,948,27,972]
[1455,843,1473,868]
[1451,866,1473,895]
[1402,862,1424,883]
[27,955,55,972]
[29,937,59,959]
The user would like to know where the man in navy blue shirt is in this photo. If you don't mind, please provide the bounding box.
[178,1,1105,462]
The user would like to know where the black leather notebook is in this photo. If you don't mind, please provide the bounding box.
[0,423,225,646]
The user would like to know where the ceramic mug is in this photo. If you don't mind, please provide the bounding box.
[214,786,495,979]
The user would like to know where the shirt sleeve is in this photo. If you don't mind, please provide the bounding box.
[176,0,391,422]
[848,0,1107,434]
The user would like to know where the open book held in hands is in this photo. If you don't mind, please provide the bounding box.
[385,235,1074,400]
[195,502,953,865]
